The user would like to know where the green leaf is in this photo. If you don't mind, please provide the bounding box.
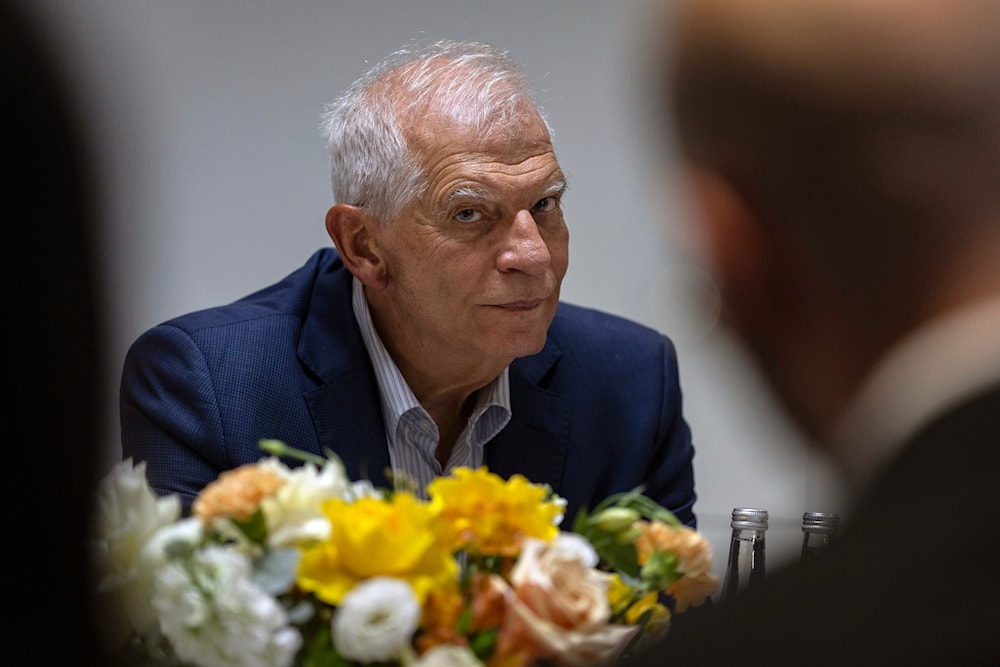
[598,541,642,578]
[470,627,499,660]
[300,625,347,667]
[254,547,301,595]
[456,606,473,636]
[286,598,316,625]
[232,507,269,544]
[640,550,682,590]
[258,439,327,466]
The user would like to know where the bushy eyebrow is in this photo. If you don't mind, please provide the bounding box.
[541,178,569,200]
[445,178,568,206]
[447,186,494,205]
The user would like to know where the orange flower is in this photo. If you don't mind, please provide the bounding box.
[192,463,285,523]
[634,520,718,612]
[635,521,714,577]
[469,571,508,632]
[665,572,720,613]
[416,588,468,654]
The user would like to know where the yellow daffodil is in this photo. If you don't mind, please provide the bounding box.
[427,467,562,556]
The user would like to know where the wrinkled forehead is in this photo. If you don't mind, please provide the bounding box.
[408,107,554,168]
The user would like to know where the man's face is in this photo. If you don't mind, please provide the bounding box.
[368,108,569,374]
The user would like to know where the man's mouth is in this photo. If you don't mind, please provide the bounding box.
[496,298,545,311]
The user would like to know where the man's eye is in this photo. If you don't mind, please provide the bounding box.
[454,209,482,223]
[532,197,558,213]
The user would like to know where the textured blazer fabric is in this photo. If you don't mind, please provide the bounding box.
[121,248,697,528]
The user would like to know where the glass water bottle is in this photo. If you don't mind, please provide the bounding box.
[720,507,768,602]
[800,511,840,561]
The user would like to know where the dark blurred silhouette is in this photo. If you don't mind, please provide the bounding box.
[626,0,1000,664]
[5,0,107,663]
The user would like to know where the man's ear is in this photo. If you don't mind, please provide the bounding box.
[325,204,388,289]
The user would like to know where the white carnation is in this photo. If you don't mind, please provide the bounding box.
[153,544,302,667]
[332,577,421,662]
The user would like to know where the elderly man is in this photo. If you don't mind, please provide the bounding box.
[121,39,698,529]
[627,0,1000,664]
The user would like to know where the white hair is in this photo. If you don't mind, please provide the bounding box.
[319,39,553,224]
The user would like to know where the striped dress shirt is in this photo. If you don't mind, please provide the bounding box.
[351,277,512,497]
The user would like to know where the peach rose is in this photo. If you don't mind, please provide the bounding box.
[496,533,638,666]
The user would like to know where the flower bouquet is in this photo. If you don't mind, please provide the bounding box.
[91,440,717,667]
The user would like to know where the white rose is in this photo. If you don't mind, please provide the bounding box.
[257,457,350,547]
[332,577,421,662]
[506,534,638,666]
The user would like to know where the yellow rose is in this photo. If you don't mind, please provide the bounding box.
[296,493,458,605]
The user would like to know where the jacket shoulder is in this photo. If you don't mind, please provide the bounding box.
[549,302,668,348]
[157,248,344,334]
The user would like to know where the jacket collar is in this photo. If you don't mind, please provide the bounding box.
[293,248,569,490]
[297,249,392,486]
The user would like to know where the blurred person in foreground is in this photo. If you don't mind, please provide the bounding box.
[121,39,699,529]
[625,0,1000,664]
[5,0,108,663]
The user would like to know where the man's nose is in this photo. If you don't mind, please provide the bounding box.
[496,209,551,274]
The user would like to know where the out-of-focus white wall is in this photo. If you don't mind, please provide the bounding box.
[35,0,845,581]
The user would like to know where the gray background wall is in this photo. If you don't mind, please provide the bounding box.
[35,0,845,585]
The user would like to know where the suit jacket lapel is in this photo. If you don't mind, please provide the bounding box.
[297,253,391,487]
[304,378,391,487]
[486,340,571,492]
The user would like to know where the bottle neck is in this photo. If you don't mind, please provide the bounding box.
[801,529,835,560]
[720,528,767,601]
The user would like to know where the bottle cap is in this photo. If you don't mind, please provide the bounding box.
[802,511,840,535]
[731,507,768,530]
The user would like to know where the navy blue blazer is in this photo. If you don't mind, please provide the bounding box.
[121,248,697,527]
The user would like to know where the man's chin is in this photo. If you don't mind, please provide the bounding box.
[507,331,549,360]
